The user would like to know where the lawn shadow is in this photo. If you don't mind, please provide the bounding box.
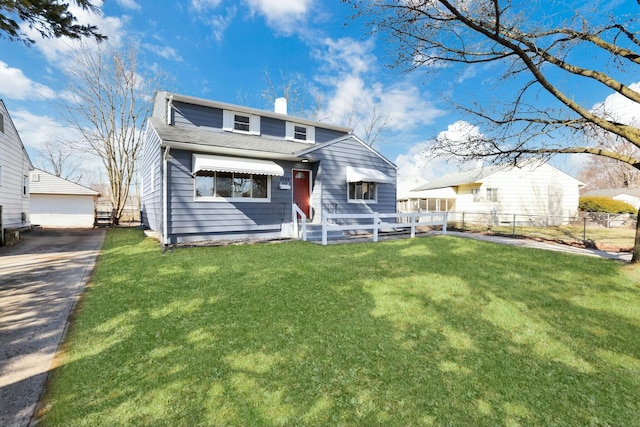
[38,230,640,426]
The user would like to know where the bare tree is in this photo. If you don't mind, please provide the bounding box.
[261,68,393,146]
[61,43,161,225]
[579,131,640,191]
[261,68,324,120]
[346,0,640,261]
[34,139,85,183]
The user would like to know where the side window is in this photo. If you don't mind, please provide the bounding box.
[348,181,377,202]
[471,188,480,202]
[486,187,499,202]
[23,175,28,196]
[0,112,4,133]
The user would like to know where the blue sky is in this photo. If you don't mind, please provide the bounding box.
[1,0,638,186]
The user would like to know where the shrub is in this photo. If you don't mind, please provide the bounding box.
[579,196,636,214]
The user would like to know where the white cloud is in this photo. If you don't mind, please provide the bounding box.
[312,37,444,139]
[11,110,81,152]
[591,82,640,127]
[142,44,184,62]
[0,61,56,100]
[245,0,313,34]
[117,0,141,11]
[190,0,223,12]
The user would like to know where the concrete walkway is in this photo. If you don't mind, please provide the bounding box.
[0,228,105,427]
[445,231,632,262]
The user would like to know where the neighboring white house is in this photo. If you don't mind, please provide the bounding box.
[409,162,584,224]
[397,176,457,212]
[0,100,32,244]
[582,187,640,211]
[29,169,99,228]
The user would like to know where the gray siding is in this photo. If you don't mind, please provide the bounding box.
[173,101,223,129]
[140,123,163,233]
[261,116,285,138]
[310,138,396,224]
[166,149,309,243]
[316,127,349,143]
[0,100,31,230]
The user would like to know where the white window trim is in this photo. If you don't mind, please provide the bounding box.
[347,181,378,204]
[0,165,3,186]
[285,122,315,143]
[22,175,28,197]
[222,110,260,136]
[194,172,272,203]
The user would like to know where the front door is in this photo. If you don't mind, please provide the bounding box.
[292,169,311,219]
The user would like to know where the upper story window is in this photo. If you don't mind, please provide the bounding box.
[23,175,28,196]
[223,110,260,135]
[286,122,314,143]
[0,112,4,133]
[234,114,250,132]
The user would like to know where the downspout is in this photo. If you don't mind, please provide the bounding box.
[162,144,171,246]
[166,94,173,125]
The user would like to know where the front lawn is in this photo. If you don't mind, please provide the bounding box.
[39,229,640,426]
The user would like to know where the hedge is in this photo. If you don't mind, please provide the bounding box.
[579,196,637,214]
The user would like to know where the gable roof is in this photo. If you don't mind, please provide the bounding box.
[583,187,640,198]
[297,133,397,168]
[0,99,33,169]
[149,118,396,168]
[412,165,507,191]
[29,169,99,196]
[412,162,583,192]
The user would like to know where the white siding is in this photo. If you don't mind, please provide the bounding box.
[454,163,581,219]
[30,194,95,228]
[0,101,31,229]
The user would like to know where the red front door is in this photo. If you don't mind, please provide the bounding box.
[292,169,311,218]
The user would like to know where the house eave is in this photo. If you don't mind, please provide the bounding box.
[162,140,308,162]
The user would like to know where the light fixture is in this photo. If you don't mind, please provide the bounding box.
[301,158,309,163]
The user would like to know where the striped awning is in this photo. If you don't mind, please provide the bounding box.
[346,166,394,184]
[193,154,284,176]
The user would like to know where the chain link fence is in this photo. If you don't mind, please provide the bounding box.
[442,211,636,250]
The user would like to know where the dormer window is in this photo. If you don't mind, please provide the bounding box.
[234,114,250,132]
[223,110,260,135]
[294,126,307,141]
[286,122,315,143]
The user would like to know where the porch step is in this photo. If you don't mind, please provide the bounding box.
[304,224,346,242]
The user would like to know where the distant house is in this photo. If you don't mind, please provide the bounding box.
[582,187,640,211]
[0,100,32,244]
[397,176,456,213]
[140,92,397,245]
[409,162,584,223]
[29,169,99,228]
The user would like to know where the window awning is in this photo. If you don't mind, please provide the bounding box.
[346,166,394,184]
[193,154,284,176]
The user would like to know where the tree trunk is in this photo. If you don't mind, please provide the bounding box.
[631,208,640,263]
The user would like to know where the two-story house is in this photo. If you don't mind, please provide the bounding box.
[0,100,32,245]
[140,92,397,245]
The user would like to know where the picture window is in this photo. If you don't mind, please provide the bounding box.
[195,171,269,201]
[348,181,377,202]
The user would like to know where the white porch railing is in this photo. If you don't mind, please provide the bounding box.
[292,204,307,241]
[321,211,447,246]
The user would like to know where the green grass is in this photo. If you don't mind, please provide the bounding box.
[39,228,640,426]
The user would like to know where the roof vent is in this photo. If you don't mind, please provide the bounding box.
[275,97,287,115]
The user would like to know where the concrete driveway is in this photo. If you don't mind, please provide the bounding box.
[0,228,105,427]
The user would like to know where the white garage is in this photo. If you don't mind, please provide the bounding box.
[29,170,99,228]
